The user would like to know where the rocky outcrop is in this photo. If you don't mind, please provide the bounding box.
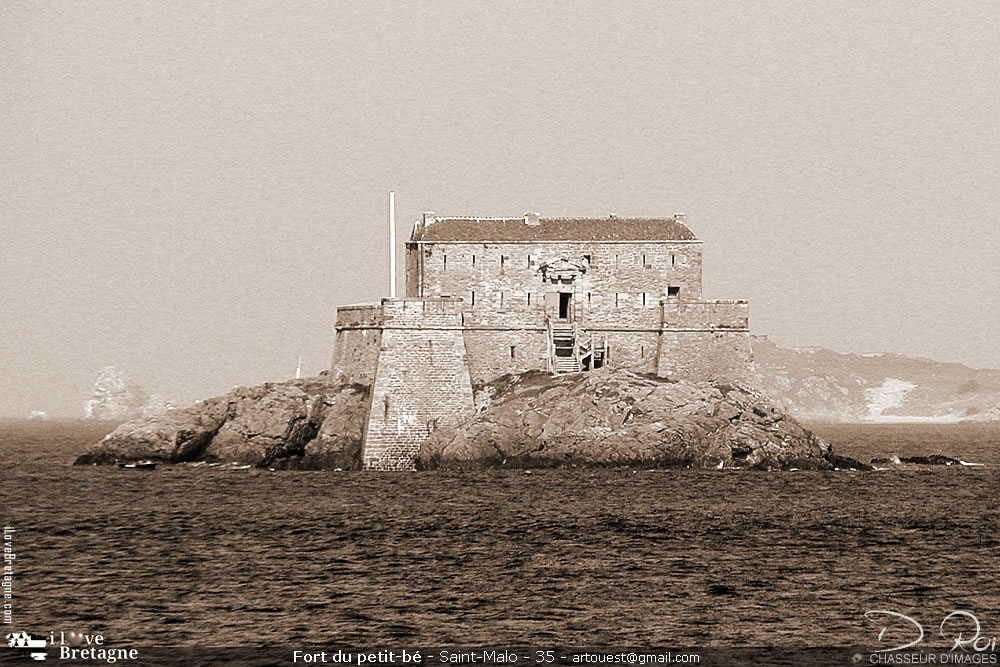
[78,368,879,471]
[417,370,845,471]
[75,396,229,464]
[75,374,370,468]
[297,385,370,469]
[202,382,324,465]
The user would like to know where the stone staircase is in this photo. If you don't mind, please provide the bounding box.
[551,322,580,373]
[548,321,608,375]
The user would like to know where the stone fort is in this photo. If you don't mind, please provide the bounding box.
[332,212,753,470]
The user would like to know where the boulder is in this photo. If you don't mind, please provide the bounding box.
[75,396,229,464]
[293,384,371,470]
[202,383,324,465]
[418,370,835,470]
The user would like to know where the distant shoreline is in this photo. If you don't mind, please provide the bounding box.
[803,415,970,425]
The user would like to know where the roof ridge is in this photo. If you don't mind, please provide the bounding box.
[412,214,697,242]
[540,216,681,221]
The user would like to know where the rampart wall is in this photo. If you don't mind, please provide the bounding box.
[359,298,476,470]
[657,331,755,384]
[463,329,548,387]
[661,300,749,330]
[331,305,383,386]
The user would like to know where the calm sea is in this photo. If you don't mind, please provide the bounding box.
[1,420,998,663]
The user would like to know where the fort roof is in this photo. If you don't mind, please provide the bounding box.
[411,215,697,242]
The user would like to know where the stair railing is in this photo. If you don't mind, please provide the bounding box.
[546,317,555,373]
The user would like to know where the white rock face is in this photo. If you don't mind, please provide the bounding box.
[83,367,152,420]
[864,378,916,419]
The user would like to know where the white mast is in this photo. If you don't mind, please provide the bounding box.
[389,191,397,298]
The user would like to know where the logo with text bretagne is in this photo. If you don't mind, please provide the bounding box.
[6,631,47,660]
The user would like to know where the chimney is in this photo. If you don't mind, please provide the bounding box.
[423,211,436,225]
[524,212,540,226]
[674,213,687,224]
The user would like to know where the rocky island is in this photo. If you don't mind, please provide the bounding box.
[76,369,865,471]
[76,210,877,472]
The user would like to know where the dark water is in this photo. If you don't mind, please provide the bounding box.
[1,421,999,658]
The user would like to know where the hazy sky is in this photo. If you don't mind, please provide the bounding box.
[2,1,998,416]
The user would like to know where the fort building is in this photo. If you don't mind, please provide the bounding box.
[332,212,753,470]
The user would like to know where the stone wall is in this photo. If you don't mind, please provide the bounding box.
[583,295,663,329]
[463,328,548,386]
[361,298,476,470]
[331,305,383,386]
[657,330,755,384]
[600,331,662,374]
[661,300,749,330]
[407,240,704,319]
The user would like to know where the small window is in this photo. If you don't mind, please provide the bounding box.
[499,292,504,309]
[642,292,647,306]
[583,254,591,264]
[472,254,476,266]
[587,292,592,307]
[509,345,516,359]
[443,255,447,270]
[667,286,680,297]
[500,255,505,267]
[615,293,620,308]
[640,345,645,358]
[471,291,476,306]
[671,253,676,266]
[642,254,646,265]
[527,293,532,306]
[615,254,619,267]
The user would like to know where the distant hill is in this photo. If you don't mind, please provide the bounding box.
[752,336,1000,422]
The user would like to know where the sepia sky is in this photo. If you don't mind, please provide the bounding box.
[2,1,998,416]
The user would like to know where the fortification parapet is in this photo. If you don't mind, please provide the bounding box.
[661,299,750,331]
[380,297,465,327]
[335,303,382,328]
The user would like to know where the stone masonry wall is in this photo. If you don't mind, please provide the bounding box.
[408,240,704,323]
[331,305,383,386]
[656,331,755,384]
[463,329,548,386]
[600,331,661,374]
[362,298,476,470]
[661,300,749,330]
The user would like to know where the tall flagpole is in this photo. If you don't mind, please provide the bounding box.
[389,191,396,298]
